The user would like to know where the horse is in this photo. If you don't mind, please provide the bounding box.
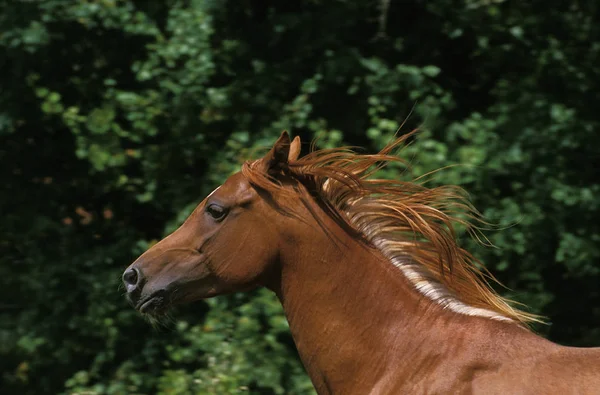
[123,131,600,394]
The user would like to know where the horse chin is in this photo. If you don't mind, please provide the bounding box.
[136,289,171,316]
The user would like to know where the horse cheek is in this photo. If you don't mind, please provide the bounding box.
[210,222,277,287]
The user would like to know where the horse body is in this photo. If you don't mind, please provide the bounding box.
[123,132,600,394]
[268,183,600,394]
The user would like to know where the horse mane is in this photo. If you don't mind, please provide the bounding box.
[242,132,541,327]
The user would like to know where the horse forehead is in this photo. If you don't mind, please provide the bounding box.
[218,172,253,198]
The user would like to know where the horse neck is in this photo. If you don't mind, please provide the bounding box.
[268,209,534,393]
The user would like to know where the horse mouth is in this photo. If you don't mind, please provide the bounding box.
[136,291,169,314]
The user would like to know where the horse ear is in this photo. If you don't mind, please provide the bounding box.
[288,136,301,162]
[261,131,291,173]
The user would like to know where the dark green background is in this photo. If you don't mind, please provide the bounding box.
[2,1,599,394]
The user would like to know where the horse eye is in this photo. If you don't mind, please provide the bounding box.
[206,204,228,221]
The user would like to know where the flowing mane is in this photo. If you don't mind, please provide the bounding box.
[242,132,540,326]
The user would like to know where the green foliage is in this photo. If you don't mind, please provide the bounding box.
[2,0,599,394]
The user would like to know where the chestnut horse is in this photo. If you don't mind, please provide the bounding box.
[123,132,600,394]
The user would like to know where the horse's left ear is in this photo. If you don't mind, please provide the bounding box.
[261,131,292,174]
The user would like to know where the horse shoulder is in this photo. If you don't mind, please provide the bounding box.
[471,338,600,395]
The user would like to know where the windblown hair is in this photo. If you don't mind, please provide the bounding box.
[242,132,541,326]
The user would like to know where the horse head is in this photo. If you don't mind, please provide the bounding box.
[122,132,302,315]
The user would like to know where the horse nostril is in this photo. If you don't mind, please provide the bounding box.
[123,267,141,292]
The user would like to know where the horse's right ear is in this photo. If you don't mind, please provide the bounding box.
[288,136,301,162]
